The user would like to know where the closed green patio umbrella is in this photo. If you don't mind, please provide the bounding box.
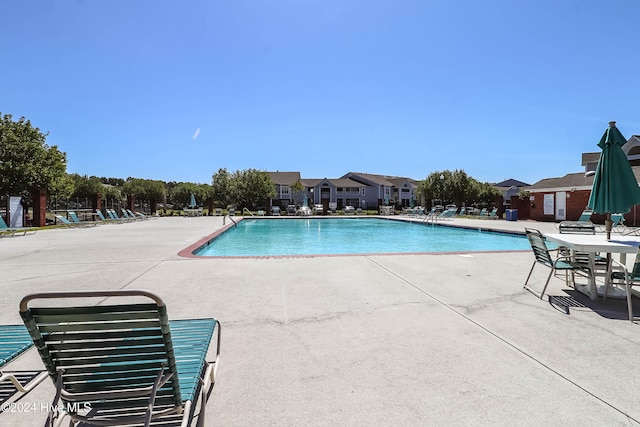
[188,193,197,209]
[587,121,640,239]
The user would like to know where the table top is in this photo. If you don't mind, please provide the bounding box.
[544,233,640,254]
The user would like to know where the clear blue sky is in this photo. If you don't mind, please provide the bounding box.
[3,1,639,185]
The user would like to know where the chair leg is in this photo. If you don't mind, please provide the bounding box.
[539,269,555,300]
[523,261,538,294]
[46,373,64,427]
[523,261,554,299]
[626,282,634,322]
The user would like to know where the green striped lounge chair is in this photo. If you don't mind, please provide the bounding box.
[68,211,99,227]
[19,290,221,426]
[0,215,31,237]
[95,209,119,224]
[54,214,85,227]
[0,325,48,408]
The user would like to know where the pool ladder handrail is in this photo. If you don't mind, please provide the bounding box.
[223,215,237,227]
[243,207,254,216]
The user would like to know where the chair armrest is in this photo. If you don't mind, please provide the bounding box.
[609,257,628,273]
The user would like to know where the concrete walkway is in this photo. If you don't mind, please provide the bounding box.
[2,216,640,426]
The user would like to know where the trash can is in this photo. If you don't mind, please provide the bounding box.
[506,209,518,221]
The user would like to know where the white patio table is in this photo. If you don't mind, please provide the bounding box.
[543,233,640,300]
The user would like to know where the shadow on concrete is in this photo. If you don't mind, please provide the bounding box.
[547,289,638,321]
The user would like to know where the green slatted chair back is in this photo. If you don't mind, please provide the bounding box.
[19,290,183,419]
[629,248,640,279]
[67,211,82,223]
[525,228,554,268]
[577,209,593,222]
[611,213,625,226]
[558,221,596,234]
[54,215,72,225]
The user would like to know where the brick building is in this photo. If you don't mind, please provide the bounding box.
[526,134,640,226]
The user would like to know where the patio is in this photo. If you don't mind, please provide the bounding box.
[2,216,639,425]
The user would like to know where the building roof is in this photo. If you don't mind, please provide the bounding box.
[526,167,640,191]
[300,178,367,188]
[267,171,301,185]
[342,172,412,187]
[581,152,600,166]
[387,177,418,187]
[331,178,367,187]
[526,172,594,191]
[492,178,530,187]
[300,179,323,187]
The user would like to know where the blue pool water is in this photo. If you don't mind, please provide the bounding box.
[194,218,530,257]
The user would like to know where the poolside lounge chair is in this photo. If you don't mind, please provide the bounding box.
[19,289,220,427]
[621,225,640,236]
[523,228,591,299]
[54,214,86,227]
[126,209,148,220]
[68,210,99,227]
[0,325,48,407]
[577,209,593,222]
[598,213,627,234]
[488,208,499,219]
[94,209,118,223]
[105,209,116,220]
[478,208,488,217]
[610,247,640,321]
[421,207,437,221]
[132,209,158,220]
[107,209,133,222]
[0,215,33,237]
[434,208,456,221]
[121,209,143,220]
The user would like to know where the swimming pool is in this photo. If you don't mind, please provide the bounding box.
[191,218,530,257]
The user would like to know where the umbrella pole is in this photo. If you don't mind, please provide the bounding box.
[605,213,612,241]
[603,213,613,302]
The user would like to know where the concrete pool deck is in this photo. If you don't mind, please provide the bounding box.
[2,216,640,425]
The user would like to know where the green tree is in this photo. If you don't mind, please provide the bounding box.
[290,180,304,205]
[449,169,474,207]
[70,174,104,198]
[517,189,530,200]
[170,182,203,208]
[229,169,275,209]
[123,178,166,212]
[97,177,125,187]
[477,182,502,206]
[199,183,214,211]
[416,171,449,205]
[48,174,75,202]
[0,114,68,197]
[211,168,232,207]
[416,169,500,208]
